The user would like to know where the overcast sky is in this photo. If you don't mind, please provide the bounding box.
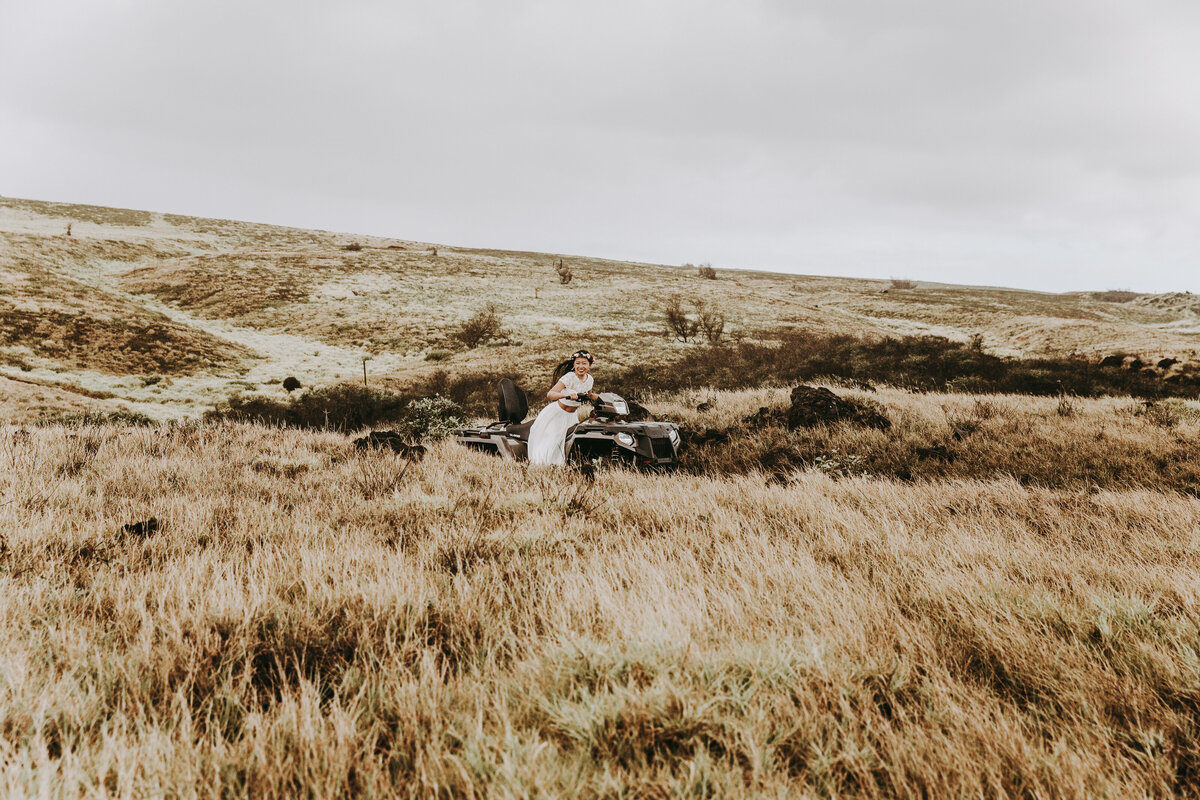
[3,0,1199,293]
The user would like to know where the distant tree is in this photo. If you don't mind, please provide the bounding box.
[694,299,727,344]
[282,376,302,393]
[663,295,698,342]
[454,303,505,348]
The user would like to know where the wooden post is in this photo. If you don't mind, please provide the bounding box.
[362,358,368,389]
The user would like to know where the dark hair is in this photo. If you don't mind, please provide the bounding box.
[552,348,594,382]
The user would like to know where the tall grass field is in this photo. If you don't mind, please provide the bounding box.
[3,386,1199,797]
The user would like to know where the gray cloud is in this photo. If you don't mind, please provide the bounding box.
[3,0,1199,292]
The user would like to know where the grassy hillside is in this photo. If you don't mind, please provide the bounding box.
[4,197,1200,796]
[3,195,1200,423]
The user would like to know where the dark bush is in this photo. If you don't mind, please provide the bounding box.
[663,295,698,342]
[697,263,717,280]
[604,330,1200,401]
[206,384,408,431]
[454,303,505,349]
[36,408,157,427]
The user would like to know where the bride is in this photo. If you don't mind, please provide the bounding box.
[528,350,596,466]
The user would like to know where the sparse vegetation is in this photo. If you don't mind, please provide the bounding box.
[555,258,573,285]
[1095,289,1141,303]
[612,329,1200,400]
[697,262,717,280]
[889,278,918,289]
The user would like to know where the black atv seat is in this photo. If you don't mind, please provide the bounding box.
[505,420,535,441]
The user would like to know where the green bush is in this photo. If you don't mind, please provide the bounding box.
[396,396,463,441]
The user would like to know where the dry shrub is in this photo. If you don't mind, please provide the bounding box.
[453,303,506,348]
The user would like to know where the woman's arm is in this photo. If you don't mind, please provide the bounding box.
[546,380,568,400]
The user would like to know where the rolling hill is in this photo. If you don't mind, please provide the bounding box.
[3,195,1198,423]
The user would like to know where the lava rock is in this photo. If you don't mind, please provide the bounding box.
[353,431,427,459]
[786,385,891,431]
[122,518,159,539]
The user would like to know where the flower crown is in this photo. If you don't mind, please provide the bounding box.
[571,351,594,363]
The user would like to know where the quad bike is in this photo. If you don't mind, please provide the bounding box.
[453,379,681,469]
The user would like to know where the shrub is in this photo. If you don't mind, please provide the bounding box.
[282,376,302,393]
[694,300,727,345]
[425,349,452,362]
[35,408,156,427]
[342,242,363,252]
[556,259,573,285]
[1131,400,1179,428]
[1095,290,1140,303]
[206,384,408,431]
[454,303,505,349]
[697,263,717,280]
[396,396,463,441]
[663,295,698,342]
[890,278,918,290]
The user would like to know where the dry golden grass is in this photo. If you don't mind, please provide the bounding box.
[3,385,1199,796]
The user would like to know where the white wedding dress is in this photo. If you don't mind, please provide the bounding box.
[528,372,593,465]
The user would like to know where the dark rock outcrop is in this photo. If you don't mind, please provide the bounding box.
[353,431,427,459]
[121,518,159,539]
[786,385,891,431]
[1099,355,1125,368]
[1159,358,1179,369]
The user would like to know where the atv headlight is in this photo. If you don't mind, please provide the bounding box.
[616,432,635,447]
[613,400,629,416]
[667,428,679,445]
